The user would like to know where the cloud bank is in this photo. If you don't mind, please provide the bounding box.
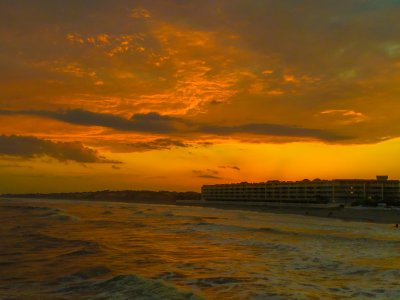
[0,109,348,142]
[0,135,118,164]
[127,138,189,152]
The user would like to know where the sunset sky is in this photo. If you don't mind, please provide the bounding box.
[1,0,400,193]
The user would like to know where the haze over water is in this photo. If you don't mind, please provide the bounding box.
[1,198,399,299]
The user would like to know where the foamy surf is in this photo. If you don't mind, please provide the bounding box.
[59,274,203,300]
[0,198,399,299]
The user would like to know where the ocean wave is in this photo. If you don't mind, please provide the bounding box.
[58,274,203,299]
[239,239,299,252]
[2,200,400,299]
[188,276,245,288]
[57,266,111,284]
[192,222,256,232]
[87,220,129,227]
[46,211,79,221]
[1,204,79,221]
[23,233,102,256]
[0,204,58,211]
[154,271,187,280]
[1,204,61,216]
[60,247,101,257]
[191,221,400,246]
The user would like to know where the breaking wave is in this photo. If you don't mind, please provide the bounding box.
[58,274,203,300]
[1,199,400,299]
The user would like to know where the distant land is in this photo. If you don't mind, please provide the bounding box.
[2,190,400,224]
[0,190,201,204]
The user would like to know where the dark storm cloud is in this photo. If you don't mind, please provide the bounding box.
[0,135,119,163]
[0,109,184,134]
[127,138,190,152]
[0,109,348,141]
[200,123,348,141]
[0,163,33,169]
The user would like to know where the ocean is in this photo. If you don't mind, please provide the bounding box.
[0,198,399,299]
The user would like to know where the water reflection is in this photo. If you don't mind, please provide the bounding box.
[0,199,399,299]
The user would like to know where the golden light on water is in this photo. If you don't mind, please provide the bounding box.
[1,199,399,299]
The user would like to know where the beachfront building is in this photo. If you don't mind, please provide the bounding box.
[201,176,400,207]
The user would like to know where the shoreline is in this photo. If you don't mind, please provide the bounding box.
[177,202,400,225]
[1,197,400,225]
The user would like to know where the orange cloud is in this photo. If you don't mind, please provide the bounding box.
[319,109,367,124]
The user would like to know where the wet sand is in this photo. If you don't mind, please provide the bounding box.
[177,202,400,225]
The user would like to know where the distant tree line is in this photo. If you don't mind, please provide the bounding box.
[1,190,201,204]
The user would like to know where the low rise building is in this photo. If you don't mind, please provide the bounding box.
[202,176,400,207]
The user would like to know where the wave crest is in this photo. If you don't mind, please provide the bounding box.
[59,274,204,299]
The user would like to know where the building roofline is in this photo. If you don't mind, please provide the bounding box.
[202,176,399,187]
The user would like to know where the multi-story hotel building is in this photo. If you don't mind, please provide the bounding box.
[201,176,400,207]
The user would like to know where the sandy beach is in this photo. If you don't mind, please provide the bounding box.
[177,202,400,225]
